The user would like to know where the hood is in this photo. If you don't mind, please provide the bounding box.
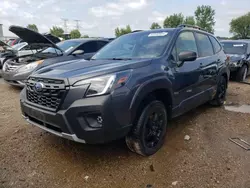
[32,59,152,85]
[226,54,245,63]
[9,25,62,52]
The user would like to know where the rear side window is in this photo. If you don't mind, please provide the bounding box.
[79,41,98,53]
[97,41,108,50]
[196,33,214,57]
[209,36,222,54]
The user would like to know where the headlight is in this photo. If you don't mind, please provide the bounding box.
[232,62,238,66]
[73,70,132,97]
[17,60,43,73]
[0,58,5,64]
[230,61,241,67]
[2,62,7,71]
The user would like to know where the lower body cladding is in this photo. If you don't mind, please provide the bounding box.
[2,70,30,87]
[20,92,133,144]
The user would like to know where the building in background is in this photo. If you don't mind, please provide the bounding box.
[0,24,17,42]
[0,24,3,41]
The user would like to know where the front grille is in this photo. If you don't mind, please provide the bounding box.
[5,63,20,72]
[26,77,66,110]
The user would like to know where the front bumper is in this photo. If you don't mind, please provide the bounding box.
[20,87,132,144]
[22,114,86,143]
[2,70,31,87]
[228,62,241,72]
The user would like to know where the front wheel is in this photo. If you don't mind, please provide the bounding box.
[210,76,227,106]
[126,101,167,156]
[236,64,248,82]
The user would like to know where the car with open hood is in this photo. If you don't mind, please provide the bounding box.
[221,40,250,81]
[0,41,42,69]
[2,25,109,87]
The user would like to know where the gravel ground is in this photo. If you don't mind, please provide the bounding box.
[1,78,250,188]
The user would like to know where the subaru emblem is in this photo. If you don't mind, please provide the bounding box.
[34,82,44,92]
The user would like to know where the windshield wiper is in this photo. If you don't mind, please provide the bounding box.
[108,58,132,60]
[90,58,133,60]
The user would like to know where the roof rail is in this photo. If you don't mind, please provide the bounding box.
[132,30,143,33]
[178,24,208,33]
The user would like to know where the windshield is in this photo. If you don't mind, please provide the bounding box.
[12,42,27,50]
[92,31,172,60]
[41,40,82,54]
[221,42,247,55]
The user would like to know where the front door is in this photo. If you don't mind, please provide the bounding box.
[169,31,203,116]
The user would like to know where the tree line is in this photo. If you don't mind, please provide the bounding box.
[26,5,250,40]
[115,5,250,39]
[26,24,89,39]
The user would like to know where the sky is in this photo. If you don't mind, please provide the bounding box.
[0,0,249,38]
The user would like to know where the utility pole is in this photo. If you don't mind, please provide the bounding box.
[74,20,80,30]
[61,18,68,33]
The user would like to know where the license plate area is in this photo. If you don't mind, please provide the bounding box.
[29,108,46,122]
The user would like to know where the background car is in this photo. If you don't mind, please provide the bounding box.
[0,31,60,71]
[2,25,109,87]
[221,40,250,81]
[6,39,16,46]
[10,38,23,46]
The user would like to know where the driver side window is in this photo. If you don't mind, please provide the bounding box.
[172,31,198,61]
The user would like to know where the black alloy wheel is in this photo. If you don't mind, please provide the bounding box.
[126,101,167,156]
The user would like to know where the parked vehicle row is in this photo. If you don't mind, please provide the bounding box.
[221,40,250,81]
[1,26,109,87]
[3,24,249,156]
[19,24,230,156]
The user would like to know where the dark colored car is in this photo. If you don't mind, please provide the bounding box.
[221,40,250,81]
[20,25,229,156]
[2,26,109,87]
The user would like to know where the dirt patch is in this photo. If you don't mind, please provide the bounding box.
[1,80,250,188]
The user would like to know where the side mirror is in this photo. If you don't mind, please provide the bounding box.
[177,51,197,67]
[72,50,84,55]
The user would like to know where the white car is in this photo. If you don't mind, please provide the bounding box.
[12,42,39,56]
[0,42,41,69]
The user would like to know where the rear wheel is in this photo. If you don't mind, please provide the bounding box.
[236,64,248,82]
[126,100,167,156]
[210,76,227,106]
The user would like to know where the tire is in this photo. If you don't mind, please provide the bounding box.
[236,64,248,82]
[126,100,167,156]
[210,76,227,107]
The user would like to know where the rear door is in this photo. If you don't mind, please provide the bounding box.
[195,32,218,94]
[246,43,250,75]
[170,31,203,114]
